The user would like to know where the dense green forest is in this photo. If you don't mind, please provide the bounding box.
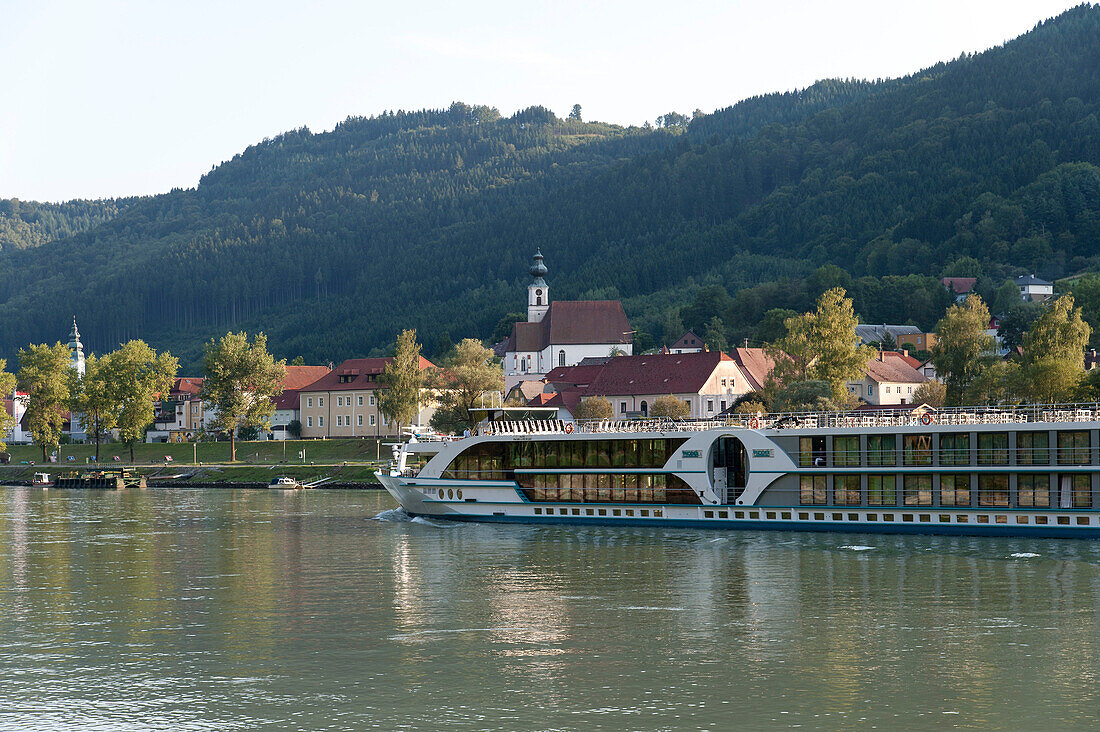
[2,5,1100,370]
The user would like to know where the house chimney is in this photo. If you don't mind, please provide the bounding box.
[902,349,908,358]
[878,350,884,361]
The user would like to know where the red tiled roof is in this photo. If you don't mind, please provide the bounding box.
[543,363,607,388]
[172,377,204,397]
[505,301,632,353]
[864,352,926,384]
[300,356,435,393]
[731,347,777,392]
[544,351,734,398]
[281,365,332,391]
[941,277,977,294]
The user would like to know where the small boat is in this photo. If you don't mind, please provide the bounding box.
[32,472,51,488]
[269,476,304,489]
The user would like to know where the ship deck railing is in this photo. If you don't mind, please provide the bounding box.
[474,403,1100,436]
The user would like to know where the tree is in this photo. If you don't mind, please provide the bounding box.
[754,308,797,344]
[772,380,836,412]
[110,340,179,463]
[492,313,526,344]
[379,329,425,434]
[568,104,582,121]
[650,394,689,418]
[572,396,613,420]
[428,338,502,434]
[0,359,15,452]
[931,296,996,406]
[1015,295,1090,403]
[768,288,871,405]
[68,353,118,462]
[201,332,286,462]
[703,316,728,353]
[291,356,305,366]
[16,343,71,461]
[912,380,946,408]
[287,419,302,438]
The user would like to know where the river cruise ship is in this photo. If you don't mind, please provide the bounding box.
[376,404,1100,538]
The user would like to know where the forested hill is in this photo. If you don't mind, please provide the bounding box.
[2,4,1100,369]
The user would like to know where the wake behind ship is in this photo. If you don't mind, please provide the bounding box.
[376,405,1100,538]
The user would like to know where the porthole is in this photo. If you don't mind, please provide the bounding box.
[456,489,463,500]
[438,489,444,499]
[447,489,454,499]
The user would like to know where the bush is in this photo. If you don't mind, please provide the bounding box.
[650,394,690,418]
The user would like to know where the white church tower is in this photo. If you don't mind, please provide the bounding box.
[527,248,549,323]
[68,316,86,377]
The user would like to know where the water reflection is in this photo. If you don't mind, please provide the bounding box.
[0,487,1096,730]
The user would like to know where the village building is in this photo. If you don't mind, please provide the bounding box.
[846,351,928,405]
[270,365,332,439]
[669,331,704,354]
[537,351,751,420]
[3,391,30,444]
[941,276,977,303]
[503,250,633,390]
[1016,274,1053,302]
[729,347,777,394]
[147,377,214,442]
[298,356,436,438]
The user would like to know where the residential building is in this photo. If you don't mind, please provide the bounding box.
[147,377,214,442]
[730,347,777,393]
[271,365,332,439]
[298,357,436,438]
[846,351,928,405]
[854,324,925,348]
[669,331,704,354]
[3,391,30,444]
[503,249,633,390]
[539,351,751,420]
[1016,274,1053,302]
[941,277,977,303]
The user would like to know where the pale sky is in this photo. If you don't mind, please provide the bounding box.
[0,0,1085,202]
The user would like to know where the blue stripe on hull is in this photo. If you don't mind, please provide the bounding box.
[406,512,1100,539]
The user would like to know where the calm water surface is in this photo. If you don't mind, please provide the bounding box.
[0,487,1097,731]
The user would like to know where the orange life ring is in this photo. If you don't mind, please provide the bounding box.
[564,423,575,434]
[920,413,933,426]
[750,418,759,429]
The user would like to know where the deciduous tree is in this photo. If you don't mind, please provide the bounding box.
[110,340,178,462]
[17,343,71,461]
[1015,295,1090,403]
[428,339,502,434]
[201,332,286,461]
[931,296,996,406]
[650,394,690,419]
[912,380,946,408]
[69,353,118,462]
[380,329,425,434]
[572,396,613,420]
[0,359,15,452]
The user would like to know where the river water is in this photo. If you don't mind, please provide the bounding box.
[0,487,1097,731]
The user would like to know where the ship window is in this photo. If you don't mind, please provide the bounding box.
[940,474,971,507]
[1017,431,1049,465]
[833,435,859,467]
[977,432,1009,465]
[1057,431,1090,465]
[1017,474,1050,508]
[903,434,932,466]
[799,436,826,467]
[1070,474,1092,508]
[868,475,896,506]
[867,435,896,466]
[978,474,1010,507]
[939,433,969,466]
[799,475,827,505]
[903,475,933,506]
[834,475,860,505]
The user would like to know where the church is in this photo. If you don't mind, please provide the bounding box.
[503,250,633,390]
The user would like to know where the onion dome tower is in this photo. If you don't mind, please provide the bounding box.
[68,316,85,377]
[527,248,549,323]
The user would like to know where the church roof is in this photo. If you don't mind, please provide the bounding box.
[505,301,632,353]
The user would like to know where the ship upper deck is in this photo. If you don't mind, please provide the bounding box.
[476,403,1100,437]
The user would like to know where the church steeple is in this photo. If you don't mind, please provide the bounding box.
[68,316,85,376]
[527,249,549,323]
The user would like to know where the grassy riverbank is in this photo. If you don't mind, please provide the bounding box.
[0,438,390,486]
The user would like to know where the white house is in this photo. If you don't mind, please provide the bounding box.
[1016,274,1053,302]
[503,250,633,390]
[3,391,30,444]
[847,351,928,406]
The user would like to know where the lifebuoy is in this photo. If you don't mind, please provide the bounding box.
[920,413,933,426]
[564,423,575,434]
[750,418,760,429]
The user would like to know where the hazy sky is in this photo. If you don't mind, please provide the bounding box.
[0,0,1085,202]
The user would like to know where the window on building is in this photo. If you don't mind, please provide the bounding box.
[1070,474,1092,507]
[357,414,363,426]
[370,415,376,426]
[903,434,932,466]
[318,416,324,427]
[1057,431,1090,465]
[940,474,970,507]
[707,399,714,412]
[868,475,896,505]
[940,433,969,466]
[336,396,343,407]
[358,396,363,406]
[834,475,860,505]
[720,400,726,412]
[1017,474,1050,508]
[307,397,313,408]
[620,402,627,414]
[977,432,1009,465]
[1017,431,1049,465]
[800,475,827,505]
[867,435,896,466]
[903,475,933,506]
[336,415,342,427]
[721,379,726,387]
[318,397,324,407]
[908,387,913,394]
[978,474,1009,507]
[886,386,891,394]
[307,416,313,427]
[558,350,566,367]
[369,395,376,406]
[867,385,872,396]
[640,400,648,417]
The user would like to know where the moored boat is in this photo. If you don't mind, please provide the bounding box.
[376,403,1100,538]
